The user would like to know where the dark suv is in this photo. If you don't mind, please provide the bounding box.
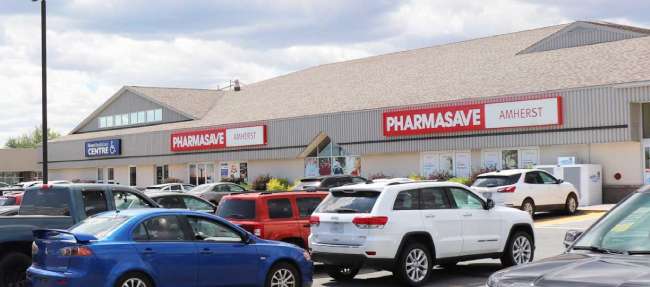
[291,175,368,191]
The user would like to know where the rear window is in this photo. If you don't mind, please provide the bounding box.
[217,199,256,220]
[145,186,163,190]
[19,189,71,216]
[315,190,379,214]
[0,197,16,206]
[472,174,521,188]
[70,215,130,239]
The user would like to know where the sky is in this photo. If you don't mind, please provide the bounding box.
[0,0,649,145]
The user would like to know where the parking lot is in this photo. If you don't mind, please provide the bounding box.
[312,211,606,287]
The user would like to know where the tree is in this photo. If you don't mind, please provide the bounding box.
[5,125,61,148]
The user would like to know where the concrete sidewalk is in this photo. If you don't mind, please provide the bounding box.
[579,204,615,212]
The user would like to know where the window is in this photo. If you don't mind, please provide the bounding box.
[129,166,137,186]
[538,171,558,184]
[107,168,115,182]
[113,190,152,210]
[132,224,149,241]
[99,117,106,128]
[106,116,114,127]
[122,114,129,125]
[183,197,214,211]
[449,188,484,210]
[316,190,379,214]
[81,190,109,216]
[155,196,187,209]
[97,168,104,183]
[140,216,188,241]
[146,110,155,122]
[502,150,518,169]
[187,216,241,242]
[296,197,323,218]
[228,184,245,192]
[169,184,182,191]
[216,199,256,220]
[393,189,420,210]
[352,177,367,184]
[130,112,138,124]
[524,172,542,184]
[421,188,451,209]
[154,109,162,121]
[114,115,122,126]
[137,111,145,123]
[156,165,169,184]
[70,216,130,239]
[473,174,521,188]
[19,189,70,216]
[267,198,293,219]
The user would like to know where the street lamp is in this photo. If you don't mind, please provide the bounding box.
[33,0,48,183]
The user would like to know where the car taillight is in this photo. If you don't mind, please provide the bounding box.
[309,216,320,226]
[352,216,388,229]
[498,186,516,193]
[59,246,93,257]
[31,242,38,256]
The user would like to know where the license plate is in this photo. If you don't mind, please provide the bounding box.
[329,223,344,233]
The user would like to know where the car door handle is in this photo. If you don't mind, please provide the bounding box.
[141,248,156,255]
[425,215,436,219]
[463,213,473,217]
[200,248,213,255]
[303,224,311,228]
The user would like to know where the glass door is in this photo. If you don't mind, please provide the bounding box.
[188,163,215,185]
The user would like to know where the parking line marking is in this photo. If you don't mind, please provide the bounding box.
[534,211,605,227]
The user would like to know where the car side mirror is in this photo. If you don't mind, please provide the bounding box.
[485,198,495,210]
[557,179,564,184]
[564,230,583,248]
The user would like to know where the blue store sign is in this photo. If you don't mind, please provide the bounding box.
[85,139,121,157]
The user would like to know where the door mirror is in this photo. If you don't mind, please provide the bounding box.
[485,198,495,210]
[557,179,564,184]
[564,230,583,248]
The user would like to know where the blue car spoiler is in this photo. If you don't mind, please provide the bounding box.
[33,229,98,243]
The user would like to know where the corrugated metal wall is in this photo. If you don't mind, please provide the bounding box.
[77,91,191,132]
[520,22,647,54]
[48,84,650,168]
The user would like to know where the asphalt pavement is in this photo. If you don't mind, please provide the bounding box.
[312,211,605,287]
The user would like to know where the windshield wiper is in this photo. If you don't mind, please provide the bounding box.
[333,208,359,213]
[573,246,625,255]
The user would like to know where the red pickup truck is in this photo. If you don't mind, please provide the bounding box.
[217,191,328,249]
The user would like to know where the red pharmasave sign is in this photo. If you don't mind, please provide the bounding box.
[170,125,267,152]
[383,97,562,137]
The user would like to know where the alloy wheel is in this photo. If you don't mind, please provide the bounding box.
[523,202,534,216]
[568,197,577,213]
[122,278,147,287]
[512,236,532,265]
[271,268,296,287]
[405,248,429,283]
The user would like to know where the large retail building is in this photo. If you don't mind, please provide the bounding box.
[45,21,650,203]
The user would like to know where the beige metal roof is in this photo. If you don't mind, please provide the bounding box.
[55,22,650,142]
[127,86,223,119]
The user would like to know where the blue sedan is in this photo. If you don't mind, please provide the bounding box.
[28,209,313,287]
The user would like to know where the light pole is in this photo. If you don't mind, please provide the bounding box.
[33,0,48,183]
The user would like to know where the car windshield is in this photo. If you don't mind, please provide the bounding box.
[291,181,321,191]
[573,192,650,254]
[189,184,213,193]
[0,197,16,206]
[472,174,521,188]
[315,190,379,214]
[216,199,256,220]
[145,185,163,190]
[70,215,130,239]
[19,189,71,216]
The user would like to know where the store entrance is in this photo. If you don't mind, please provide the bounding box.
[189,163,214,186]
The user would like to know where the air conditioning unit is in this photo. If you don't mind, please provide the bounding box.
[535,164,603,206]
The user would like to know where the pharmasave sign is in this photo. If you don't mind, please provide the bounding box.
[383,97,562,136]
[170,125,267,152]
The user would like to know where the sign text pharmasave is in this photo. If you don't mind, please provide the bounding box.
[383,97,562,136]
[171,125,267,152]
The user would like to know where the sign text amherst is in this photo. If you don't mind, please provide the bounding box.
[171,125,267,152]
[383,97,562,136]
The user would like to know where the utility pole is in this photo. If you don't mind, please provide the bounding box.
[35,0,48,183]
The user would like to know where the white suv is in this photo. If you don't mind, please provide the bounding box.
[471,169,579,216]
[309,181,535,286]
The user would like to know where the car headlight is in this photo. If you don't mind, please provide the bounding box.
[487,272,533,287]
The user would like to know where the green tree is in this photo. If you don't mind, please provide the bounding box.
[5,125,61,148]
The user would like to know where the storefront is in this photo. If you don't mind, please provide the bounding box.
[45,21,650,203]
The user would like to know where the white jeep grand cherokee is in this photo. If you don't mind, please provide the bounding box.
[309,181,535,286]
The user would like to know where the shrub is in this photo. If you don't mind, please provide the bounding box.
[426,170,452,181]
[221,176,246,185]
[164,177,183,184]
[368,172,389,180]
[251,174,271,191]
[267,178,290,192]
[448,177,472,186]
[469,167,498,185]
[408,173,424,181]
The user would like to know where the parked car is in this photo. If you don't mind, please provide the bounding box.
[309,181,535,286]
[0,184,158,286]
[487,186,650,287]
[0,182,8,189]
[218,191,328,249]
[188,182,248,206]
[27,209,313,287]
[0,193,22,206]
[144,183,195,193]
[148,192,216,213]
[0,206,19,216]
[291,175,368,191]
[471,169,579,216]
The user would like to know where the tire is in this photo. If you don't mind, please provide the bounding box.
[0,252,31,287]
[395,243,432,286]
[521,199,535,217]
[266,262,301,287]
[500,231,534,267]
[325,265,360,281]
[565,194,579,215]
[115,272,153,287]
